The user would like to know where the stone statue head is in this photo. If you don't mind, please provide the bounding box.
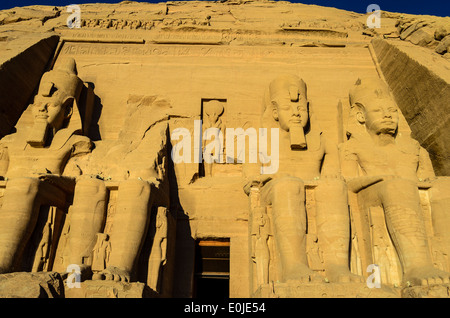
[349,78,399,136]
[269,75,309,149]
[269,74,309,132]
[29,58,82,146]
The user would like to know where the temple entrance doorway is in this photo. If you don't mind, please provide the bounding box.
[193,239,230,298]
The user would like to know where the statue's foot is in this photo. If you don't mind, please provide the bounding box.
[61,264,92,282]
[92,272,103,280]
[325,265,364,283]
[285,264,322,284]
[93,266,131,283]
[404,266,450,287]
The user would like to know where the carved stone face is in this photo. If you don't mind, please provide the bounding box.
[271,85,309,132]
[359,98,399,135]
[31,80,72,131]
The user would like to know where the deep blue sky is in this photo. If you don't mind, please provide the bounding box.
[1,0,449,17]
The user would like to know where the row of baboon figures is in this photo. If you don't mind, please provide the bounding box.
[81,16,211,30]
[0,57,449,291]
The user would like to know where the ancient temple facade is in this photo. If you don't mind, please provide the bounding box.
[0,1,450,298]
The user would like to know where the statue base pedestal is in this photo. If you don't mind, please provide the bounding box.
[252,281,401,298]
[401,284,450,298]
[65,280,155,298]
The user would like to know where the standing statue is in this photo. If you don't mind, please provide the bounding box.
[31,214,52,272]
[202,100,225,176]
[251,207,271,285]
[245,74,361,283]
[0,58,92,273]
[148,207,168,291]
[91,233,111,278]
[340,77,450,287]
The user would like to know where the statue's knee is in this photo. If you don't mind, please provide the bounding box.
[120,179,151,198]
[316,178,347,202]
[383,178,417,193]
[316,178,347,192]
[379,178,419,205]
[430,177,450,201]
[269,178,305,206]
[7,178,40,196]
[74,176,106,197]
[272,177,304,196]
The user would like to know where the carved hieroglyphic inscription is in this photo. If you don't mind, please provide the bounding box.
[59,42,348,59]
[58,27,348,47]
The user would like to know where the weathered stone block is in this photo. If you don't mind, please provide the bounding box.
[402,284,450,298]
[0,272,64,298]
[408,28,434,47]
[64,280,151,298]
[436,35,450,54]
[252,282,400,298]
[0,35,59,138]
[435,25,449,41]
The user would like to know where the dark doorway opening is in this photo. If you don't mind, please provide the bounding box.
[193,238,230,298]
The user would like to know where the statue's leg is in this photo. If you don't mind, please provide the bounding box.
[255,237,270,285]
[429,177,450,246]
[265,177,315,283]
[0,178,40,273]
[148,240,162,290]
[66,176,107,277]
[315,178,363,283]
[379,178,450,286]
[103,179,152,282]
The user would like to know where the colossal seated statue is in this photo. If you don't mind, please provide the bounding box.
[245,74,362,284]
[0,58,92,274]
[340,78,450,287]
[60,95,170,285]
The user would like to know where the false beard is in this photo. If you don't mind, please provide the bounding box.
[290,123,307,150]
[27,119,49,148]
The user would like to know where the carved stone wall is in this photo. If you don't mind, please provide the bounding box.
[0,0,449,298]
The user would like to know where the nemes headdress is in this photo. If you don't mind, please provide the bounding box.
[38,57,83,101]
[349,78,392,109]
[269,74,307,103]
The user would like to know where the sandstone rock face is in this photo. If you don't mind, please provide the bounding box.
[0,35,59,138]
[372,38,450,176]
[0,1,449,299]
[435,26,449,41]
[0,272,64,298]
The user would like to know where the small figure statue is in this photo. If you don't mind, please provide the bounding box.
[251,207,271,285]
[130,20,142,30]
[31,214,53,272]
[99,19,112,29]
[91,233,111,279]
[202,100,225,176]
[148,207,168,292]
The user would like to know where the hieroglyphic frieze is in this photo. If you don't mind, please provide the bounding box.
[57,27,349,47]
[59,42,350,59]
